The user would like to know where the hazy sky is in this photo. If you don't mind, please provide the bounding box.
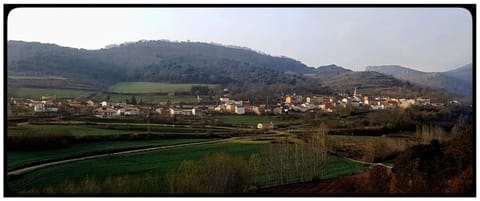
[8,7,472,72]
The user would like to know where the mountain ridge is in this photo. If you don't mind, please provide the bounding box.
[365,64,472,96]
[7,40,460,98]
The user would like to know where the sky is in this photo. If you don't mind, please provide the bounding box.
[7,7,472,72]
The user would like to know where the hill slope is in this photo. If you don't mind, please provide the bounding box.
[443,64,472,85]
[8,40,453,98]
[7,40,315,89]
[366,65,472,96]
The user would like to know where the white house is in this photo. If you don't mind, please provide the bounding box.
[234,105,245,115]
[155,108,164,114]
[219,97,230,102]
[124,107,140,116]
[94,108,117,119]
[169,108,196,117]
[33,103,45,112]
[115,107,139,116]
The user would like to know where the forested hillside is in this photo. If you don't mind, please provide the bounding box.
[8,40,456,98]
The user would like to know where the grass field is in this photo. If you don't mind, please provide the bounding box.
[11,87,92,99]
[8,125,135,137]
[8,142,266,192]
[322,156,368,179]
[381,159,395,166]
[101,94,198,104]
[8,139,369,193]
[219,115,296,126]
[7,139,212,171]
[8,124,232,137]
[254,155,368,186]
[109,82,219,94]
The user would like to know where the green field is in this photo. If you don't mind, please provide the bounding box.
[254,155,368,187]
[322,156,368,179]
[7,139,211,171]
[219,115,296,126]
[98,94,198,104]
[8,124,232,137]
[109,82,219,94]
[11,87,92,99]
[8,125,134,137]
[8,139,368,193]
[381,159,395,166]
[8,142,265,192]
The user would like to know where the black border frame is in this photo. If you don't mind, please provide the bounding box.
[3,4,476,197]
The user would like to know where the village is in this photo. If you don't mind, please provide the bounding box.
[7,87,460,128]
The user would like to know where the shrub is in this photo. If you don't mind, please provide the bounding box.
[7,129,74,150]
[165,153,250,193]
[23,174,167,194]
[368,165,392,193]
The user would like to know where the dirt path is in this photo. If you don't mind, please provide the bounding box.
[334,154,393,168]
[7,138,232,177]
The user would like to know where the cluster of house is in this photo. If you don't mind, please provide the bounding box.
[333,88,455,110]
[8,87,458,119]
[93,101,141,118]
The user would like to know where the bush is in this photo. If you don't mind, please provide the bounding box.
[368,165,391,192]
[23,174,167,194]
[165,153,250,193]
[7,129,74,150]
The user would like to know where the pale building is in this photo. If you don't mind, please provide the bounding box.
[285,96,292,105]
[235,106,245,115]
[363,96,369,105]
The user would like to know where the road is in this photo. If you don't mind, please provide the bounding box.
[7,138,233,177]
[329,151,393,168]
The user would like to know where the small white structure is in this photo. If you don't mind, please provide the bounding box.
[87,100,96,107]
[34,104,45,112]
[101,101,108,107]
[169,108,196,117]
[257,122,274,130]
[363,96,369,105]
[95,108,117,119]
[234,106,245,115]
[125,107,140,116]
[155,108,163,114]
[219,97,230,102]
[253,106,261,115]
[116,107,140,116]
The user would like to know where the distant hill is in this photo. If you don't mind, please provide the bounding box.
[365,65,428,82]
[303,64,351,81]
[7,40,455,99]
[443,64,472,85]
[315,64,352,74]
[7,41,128,88]
[7,40,314,89]
[366,64,472,96]
[321,71,414,96]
